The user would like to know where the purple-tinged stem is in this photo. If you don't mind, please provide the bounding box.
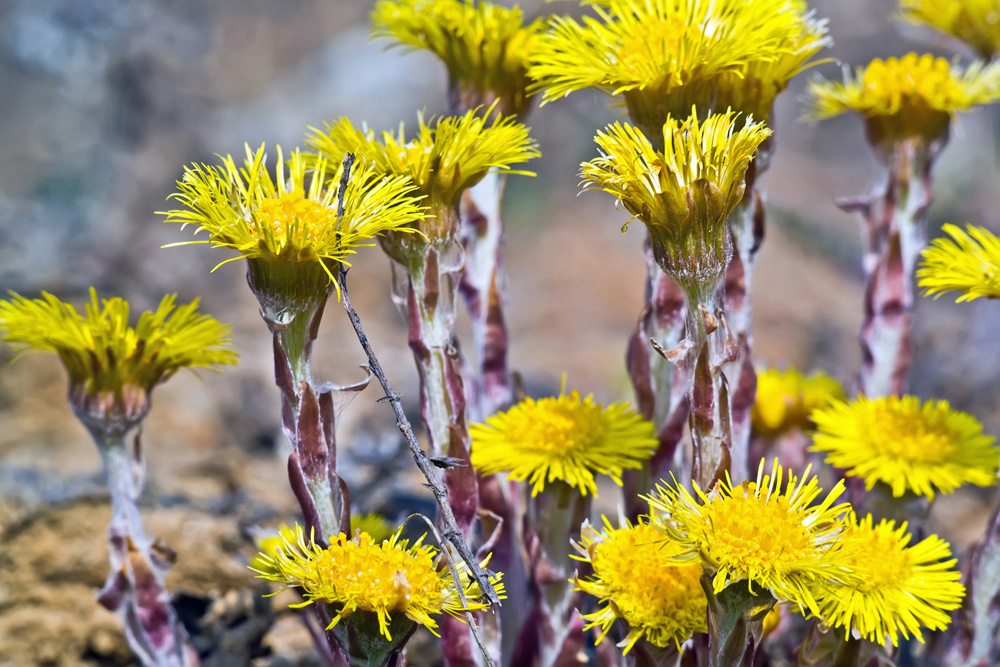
[839,139,935,398]
[623,236,689,516]
[92,428,199,667]
[460,171,513,421]
[943,499,1000,667]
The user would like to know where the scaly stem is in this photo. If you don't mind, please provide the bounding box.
[459,170,513,420]
[92,428,198,667]
[841,139,934,398]
[681,282,733,492]
[703,579,772,667]
[623,238,689,517]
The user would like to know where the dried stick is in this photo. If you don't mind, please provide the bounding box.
[334,153,499,608]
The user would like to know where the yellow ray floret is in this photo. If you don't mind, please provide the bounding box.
[307,107,539,214]
[752,367,844,437]
[899,0,1000,60]
[815,514,964,647]
[808,54,1000,142]
[470,389,656,496]
[581,109,770,282]
[163,144,426,282]
[811,395,998,501]
[371,0,545,116]
[918,223,1000,301]
[251,525,503,640]
[572,517,706,653]
[0,289,237,395]
[530,0,828,119]
[647,460,855,614]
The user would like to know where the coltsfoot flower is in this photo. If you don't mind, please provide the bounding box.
[808,54,1000,148]
[572,517,707,652]
[811,395,998,500]
[164,144,426,304]
[252,525,503,640]
[0,289,236,430]
[899,0,1000,60]
[371,0,545,116]
[815,514,964,646]
[751,367,844,437]
[647,460,854,614]
[469,389,656,496]
[530,0,828,131]
[581,110,771,288]
[918,223,1000,301]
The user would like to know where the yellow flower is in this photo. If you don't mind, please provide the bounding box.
[530,0,828,131]
[580,110,771,287]
[899,0,1000,60]
[352,513,396,544]
[469,389,656,496]
[751,367,844,437]
[811,395,998,501]
[308,108,537,212]
[815,514,964,647]
[164,144,426,290]
[918,223,1000,301]
[251,516,396,577]
[371,0,545,116]
[807,54,1000,146]
[252,525,503,640]
[0,289,236,426]
[647,460,854,614]
[572,517,707,652]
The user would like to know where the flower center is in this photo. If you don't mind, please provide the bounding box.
[846,529,912,592]
[866,404,958,462]
[311,534,443,614]
[593,524,704,631]
[617,17,707,74]
[254,190,334,240]
[701,485,814,572]
[861,55,965,112]
[508,398,609,455]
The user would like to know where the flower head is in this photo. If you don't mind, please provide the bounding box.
[647,460,854,614]
[899,0,1000,60]
[573,517,707,652]
[164,144,426,302]
[530,0,828,133]
[918,223,1000,301]
[752,367,844,437]
[811,395,998,501]
[581,110,771,287]
[252,525,503,640]
[469,389,656,496]
[371,0,545,116]
[0,289,236,431]
[815,514,964,646]
[307,109,537,256]
[808,54,1000,147]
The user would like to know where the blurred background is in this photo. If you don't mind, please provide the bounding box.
[1,0,999,664]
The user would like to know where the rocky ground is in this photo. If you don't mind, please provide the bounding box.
[2,0,1000,664]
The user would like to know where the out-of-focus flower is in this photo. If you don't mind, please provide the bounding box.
[572,517,706,652]
[811,395,997,501]
[0,289,236,430]
[164,144,425,302]
[751,367,844,437]
[252,525,503,640]
[469,389,656,496]
[371,0,545,116]
[648,460,854,614]
[899,0,1000,60]
[918,223,1000,301]
[815,513,964,646]
[530,0,828,132]
[807,54,1000,148]
[580,110,770,288]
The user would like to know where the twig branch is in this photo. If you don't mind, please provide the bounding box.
[334,154,501,608]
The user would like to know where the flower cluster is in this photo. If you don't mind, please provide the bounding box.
[900,0,1000,60]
